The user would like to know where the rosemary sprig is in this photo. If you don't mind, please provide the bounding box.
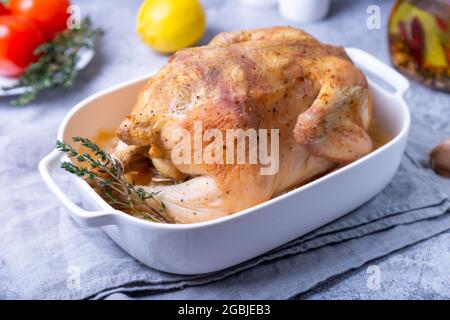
[56,137,173,223]
[6,17,102,106]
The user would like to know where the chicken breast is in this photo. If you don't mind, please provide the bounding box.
[115,27,373,223]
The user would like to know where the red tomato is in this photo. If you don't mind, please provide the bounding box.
[0,3,10,15]
[10,0,70,40]
[0,15,46,77]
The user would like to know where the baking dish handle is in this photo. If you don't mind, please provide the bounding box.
[346,47,409,97]
[39,150,119,228]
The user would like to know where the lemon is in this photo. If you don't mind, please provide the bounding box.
[137,0,206,54]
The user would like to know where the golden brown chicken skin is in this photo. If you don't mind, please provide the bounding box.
[116,27,372,223]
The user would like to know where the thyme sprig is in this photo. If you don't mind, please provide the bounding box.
[56,137,172,223]
[6,17,102,106]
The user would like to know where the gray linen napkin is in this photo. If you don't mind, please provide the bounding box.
[0,113,449,299]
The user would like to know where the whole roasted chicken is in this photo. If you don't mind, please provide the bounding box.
[115,27,373,224]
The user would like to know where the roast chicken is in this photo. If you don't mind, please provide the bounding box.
[114,27,373,224]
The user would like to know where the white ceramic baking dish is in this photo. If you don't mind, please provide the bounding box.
[39,48,410,275]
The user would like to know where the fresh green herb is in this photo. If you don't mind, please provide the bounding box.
[56,137,173,223]
[6,17,102,106]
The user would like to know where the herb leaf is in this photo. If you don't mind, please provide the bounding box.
[56,137,173,223]
[6,17,102,106]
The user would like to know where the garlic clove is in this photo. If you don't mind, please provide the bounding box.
[430,138,450,178]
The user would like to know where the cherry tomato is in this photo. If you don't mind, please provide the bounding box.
[10,0,70,40]
[0,15,46,77]
[0,3,10,15]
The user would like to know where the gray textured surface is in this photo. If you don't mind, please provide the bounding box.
[0,0,449,299]
[302,232,450,299]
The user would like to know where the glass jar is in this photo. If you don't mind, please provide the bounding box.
[388,0,450,91]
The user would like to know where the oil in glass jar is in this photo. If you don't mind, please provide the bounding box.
[389,0,450,91]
